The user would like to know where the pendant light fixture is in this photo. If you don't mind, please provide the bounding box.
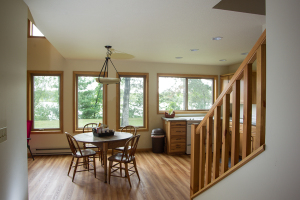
[96,45,120,84]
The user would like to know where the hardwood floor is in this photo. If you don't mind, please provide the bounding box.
[28,151,191,200]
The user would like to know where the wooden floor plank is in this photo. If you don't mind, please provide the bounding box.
[28,152,190,200]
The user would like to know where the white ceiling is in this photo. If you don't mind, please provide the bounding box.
[24,0,265,66]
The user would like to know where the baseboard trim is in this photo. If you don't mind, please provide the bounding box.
[28,148,152,156]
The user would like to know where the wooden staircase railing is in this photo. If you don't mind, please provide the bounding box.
[190,30,266,199]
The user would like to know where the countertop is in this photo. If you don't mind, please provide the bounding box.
[162,117,204,121]
[162,116,256,126]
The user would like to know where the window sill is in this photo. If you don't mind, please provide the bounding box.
[31,130,63,134]
[116,127,149,132]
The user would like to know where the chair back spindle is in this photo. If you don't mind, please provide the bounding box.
[65,132,83,157]
[83,123,98,133]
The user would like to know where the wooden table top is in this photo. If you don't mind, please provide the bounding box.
[74,132,132,143]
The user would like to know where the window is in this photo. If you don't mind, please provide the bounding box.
[158,74,218,113]
[116,72,149,131]
[73,72,107,133]
[28,20,45,37]
[27,71,63,133]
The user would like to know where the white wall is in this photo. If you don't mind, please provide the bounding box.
[195,0,300,199]
[0,0,28,199]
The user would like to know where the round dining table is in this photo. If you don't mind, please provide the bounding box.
[74,131,132,183]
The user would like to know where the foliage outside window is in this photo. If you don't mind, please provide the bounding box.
[73,72,107,132]
[158,74,218,113]
[116,73,149,131]
[28,20,45,37]
[27,71,63,133]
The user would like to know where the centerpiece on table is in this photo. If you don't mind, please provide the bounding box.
[92,123,114,137]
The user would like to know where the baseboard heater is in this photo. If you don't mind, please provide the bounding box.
[34,148,72,155]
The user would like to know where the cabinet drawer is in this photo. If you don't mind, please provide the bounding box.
[170,143,186,152]
[170,135,186,143]
[170,127,186,136]
[171,121,186,127]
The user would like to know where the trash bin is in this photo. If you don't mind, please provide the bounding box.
[151,128,165,153]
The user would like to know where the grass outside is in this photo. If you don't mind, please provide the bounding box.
[34,118,143,129]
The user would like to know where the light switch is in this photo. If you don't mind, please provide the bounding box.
[3,127,7,141]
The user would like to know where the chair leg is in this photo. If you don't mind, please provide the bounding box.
[120,163,122,177]
[87,157,89,171]
[93,155,96,178]
[98,148,101,161]
[68,157,74,176]
[125,163,131,188]
[108,161,112,184]
[27,144,34,161]
[72,158,79,182]
[133,159,140,181]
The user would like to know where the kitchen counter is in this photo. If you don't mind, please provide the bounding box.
[162,116,256,126]
[161,117,204,121]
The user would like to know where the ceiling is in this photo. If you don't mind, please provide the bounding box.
[24,0,265,66]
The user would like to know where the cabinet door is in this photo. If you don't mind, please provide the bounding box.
[240,72,256,104]
[171,121,186,128]
[220,72,256,104]
[220,74,234,93]
[220,74,234,102]
[170,135,186,143]
[170,127,186,136]
[170,143,186,152]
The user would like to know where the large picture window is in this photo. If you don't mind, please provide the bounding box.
[116,72,149,131]
[73,72,107,132]
[158,74,218,113]
[27,71,63,133]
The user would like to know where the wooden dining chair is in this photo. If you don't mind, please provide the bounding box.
[65,132,96,182]
[113,125,137,154]
[82,123,103,164]
[108,134,141,187]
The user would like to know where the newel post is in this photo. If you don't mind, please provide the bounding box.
[255,44,266,150]
[190,124,200,196]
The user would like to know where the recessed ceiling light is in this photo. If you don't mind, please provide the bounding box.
[241,52,248,55]
[175,57,183,59]
[190,49,199,51]
[219,59,227,61]
[212,36,223,41]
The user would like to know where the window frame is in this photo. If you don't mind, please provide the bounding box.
[73,71,108,133]
[157,73,218,114]
[116,72,149,132]
[28,19,45,38]
[27,71,64,134]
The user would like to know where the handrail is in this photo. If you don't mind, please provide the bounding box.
[190,30,266,198]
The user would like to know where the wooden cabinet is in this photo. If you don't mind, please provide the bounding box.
[162,119,186,154]
[220,72,256,104]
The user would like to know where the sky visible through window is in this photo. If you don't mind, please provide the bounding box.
[32,23,44,36]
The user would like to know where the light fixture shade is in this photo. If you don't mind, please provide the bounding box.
[96,45,120,85]
[96,77,120,84]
